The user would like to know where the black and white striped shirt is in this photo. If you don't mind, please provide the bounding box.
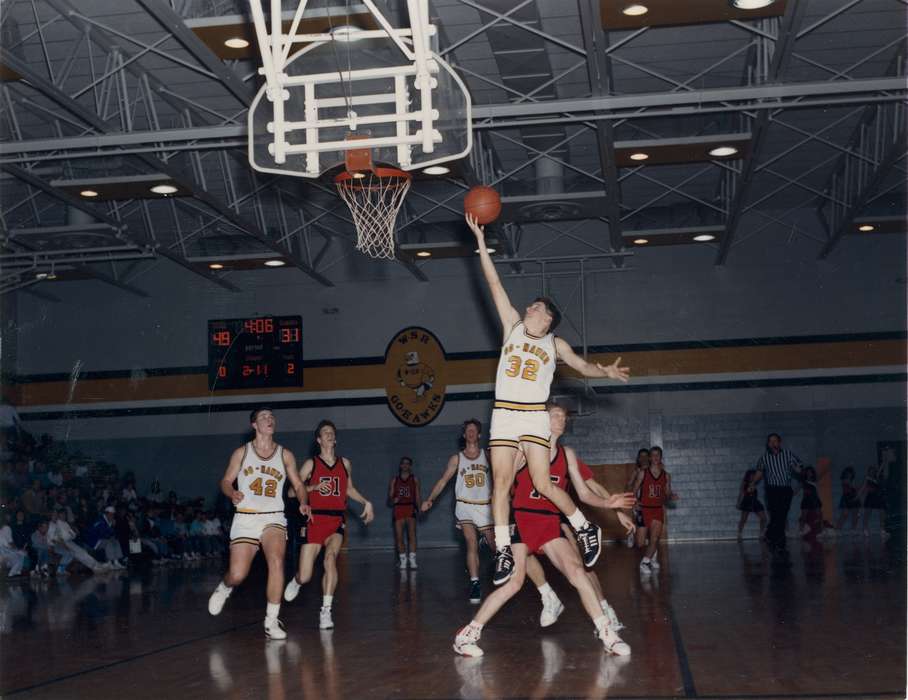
[757,449,801,487]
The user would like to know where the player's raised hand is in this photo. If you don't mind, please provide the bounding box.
[360,501,375,525]
[420,500,433,512]
[607,492,636,510]
[597,356,630,383]
[617,511,636,535]
[231,490,244,505]
[465,213,485,243]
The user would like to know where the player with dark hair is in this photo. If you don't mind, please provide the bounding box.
[208,408,307,640]
[629,446,677,574]
[284,419,374,629]
[389,456,419,570]
[467,213,630,585]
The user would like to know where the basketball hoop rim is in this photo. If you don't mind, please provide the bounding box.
[335,167,412,185]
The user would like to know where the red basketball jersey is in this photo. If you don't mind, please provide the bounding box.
[639,468,667,508]
[393,475,416,505]
[308,455,348,510]
[513,445,570,513]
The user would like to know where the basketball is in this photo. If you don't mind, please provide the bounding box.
[464,186,502,225]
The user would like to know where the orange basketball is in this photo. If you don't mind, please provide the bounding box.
[464,186,502,225]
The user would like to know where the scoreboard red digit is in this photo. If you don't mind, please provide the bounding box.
[208,316,303,390]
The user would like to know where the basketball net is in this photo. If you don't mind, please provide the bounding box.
[336,167,411,260]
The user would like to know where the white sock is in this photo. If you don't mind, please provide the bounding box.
[593,615,609,634]
[266,602,280,621]
[567,509,590,531]
[468,620,483,633]
[652,551,658,562]
[494,525,511,550]
[217,581,232,594]
[399,553,406,561]
[470,577,479,583]
[409,552,416,559]
[642,556,650,564]
[537,582,554,599]
[600,599,609,611]
[322,595,333,610]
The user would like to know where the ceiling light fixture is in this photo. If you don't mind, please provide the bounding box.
[264,259,286,267]
[80,189,99,198]
[694,234,716,242]
[475,247,496,254]
[35,272,48,280]
[209,263,225,270]
[730,0,776,9]
[633,238,649,245]
[622,3,649,16]
[709,146,739,157]
[223,37,250,49]
[416,251,432,258]
[150,184,178,195]
[629,152,649,161]
[858,224,875,232]
[423,165,450,175]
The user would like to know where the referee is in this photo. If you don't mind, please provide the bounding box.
[751,433,803,553]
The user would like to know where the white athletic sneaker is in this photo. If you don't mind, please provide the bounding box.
[208,584,232,615]
[408,553,418,569]
[649,558,661,571]
[264,617,287,640]
[539,594,565,628]
[319,607,334,630]
[639,558,653,574]
[398,555,407,570]
[603,601,624,631]
[284,577,301,602]
[598,624,631,656]
[453,624,483,657]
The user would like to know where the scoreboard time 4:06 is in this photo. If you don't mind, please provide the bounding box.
[208,316,303,390]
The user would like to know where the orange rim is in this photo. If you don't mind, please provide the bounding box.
[335,167,412,184]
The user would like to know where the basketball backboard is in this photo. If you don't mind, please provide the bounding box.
[248,0,472,179]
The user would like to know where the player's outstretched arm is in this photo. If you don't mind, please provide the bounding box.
[283,448,310,517]
[465,214,520,336]
[344,458,374,524]
[220,447,246,505]
[565,447,635,511]
[554,337,630,382]
[421,454,458,511]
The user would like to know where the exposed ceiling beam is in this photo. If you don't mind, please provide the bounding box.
[711,0,805,263]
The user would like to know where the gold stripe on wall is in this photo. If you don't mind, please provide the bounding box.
[11,338,906,407]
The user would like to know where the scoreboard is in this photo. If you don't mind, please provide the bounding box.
[208,316,303,390]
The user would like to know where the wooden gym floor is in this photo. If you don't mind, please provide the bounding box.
[0,538,904,699]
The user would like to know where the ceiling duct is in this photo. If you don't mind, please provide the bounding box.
[501,157,606,222]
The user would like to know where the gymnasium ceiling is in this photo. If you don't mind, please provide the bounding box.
[0,0,906,296]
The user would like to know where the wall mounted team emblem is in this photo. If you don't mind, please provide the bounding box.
[383,327,447,427]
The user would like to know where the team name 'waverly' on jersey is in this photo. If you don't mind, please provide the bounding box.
[237,442,286,513]
[494,322,557,409]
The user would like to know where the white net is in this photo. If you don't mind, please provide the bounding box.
[335,168,412,260]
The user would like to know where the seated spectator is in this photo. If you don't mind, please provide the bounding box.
[122,479,139,504]
[173,511,196,560]
[29,520,52,577]
[139,508,171,563]
[46,464,64,488]
[0,514,27,578]
[84,506,126,567]
[204,511,225,556]
[21,480,47,519]
[47,508,111,574]
[189,511,210,557]
[10,510,32,548]
[147,480,165,504]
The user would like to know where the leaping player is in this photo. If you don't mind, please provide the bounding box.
[421,419,566,626]
[452,401,636,657]
[467,213,631,584]
[208,408,308,640]
[284,420,374,629]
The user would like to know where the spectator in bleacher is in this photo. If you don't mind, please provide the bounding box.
[142,507,172,562]
[46,464,64,488]
[121,478,139,504]
[10,510,31,548]
[205,511,225,555]
[189,511,209,557]
[85,506,126,567]
[146,480,164,504]
[48,508,112,574]
[173,510,196,560]
[21,480,47,519]
[0,513,27,578]
[29,520,52,577]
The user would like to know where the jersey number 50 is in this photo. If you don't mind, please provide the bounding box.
[504,355,540,382]
[463,473,486,488]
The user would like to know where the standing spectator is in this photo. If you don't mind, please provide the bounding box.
[834,466,861,534]
[85,506,126,567]
[861,452,892,539]
[751,433,803,555]
[736,468,767,540]
[47,508,111,574]
[0,514,27,578]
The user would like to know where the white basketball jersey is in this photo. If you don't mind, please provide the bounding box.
[494,322,557,406]
[455,450,491,505]
[236,442,286,513]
